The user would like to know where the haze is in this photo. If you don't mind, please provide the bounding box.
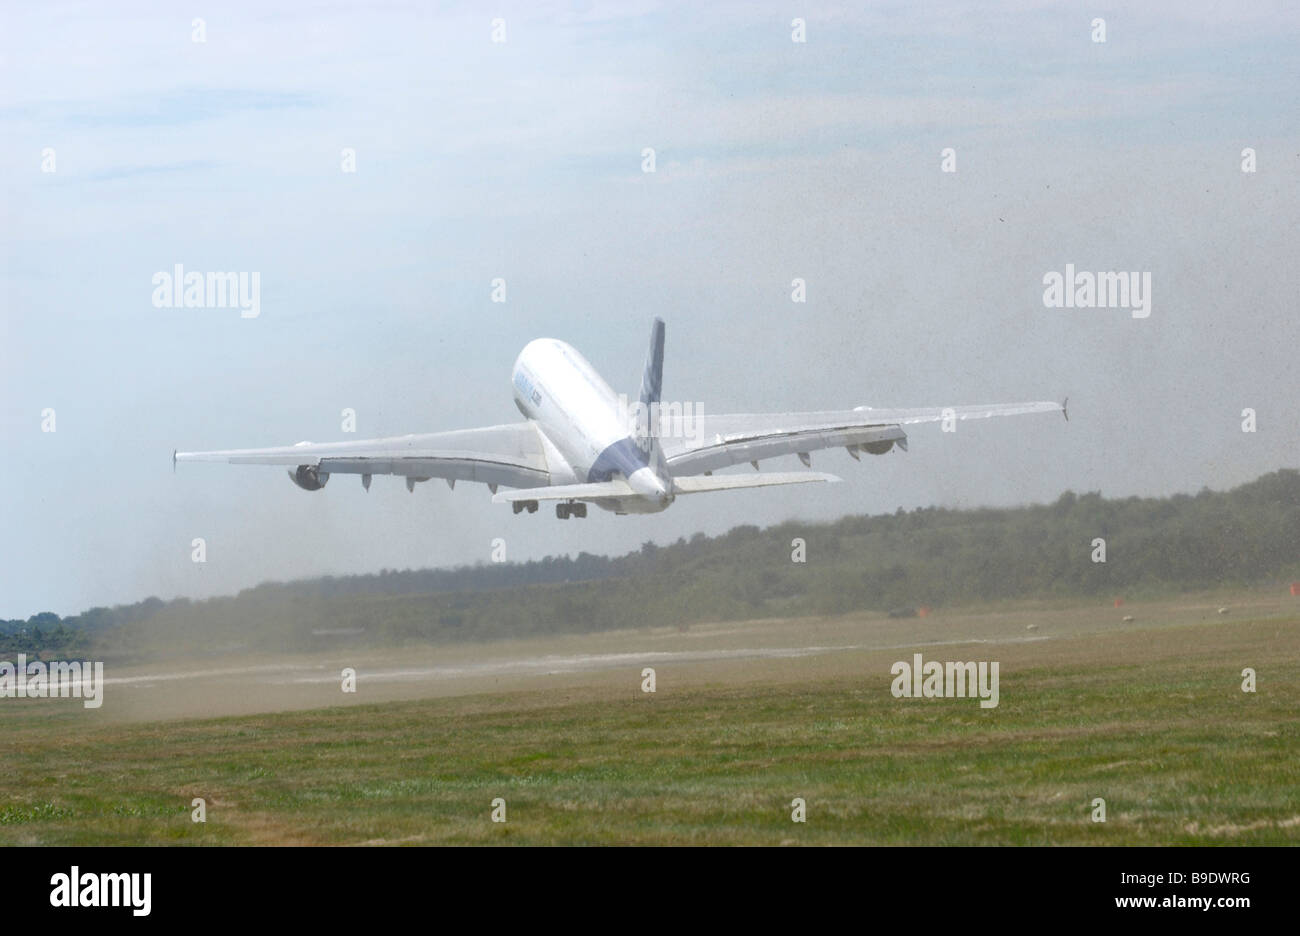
[2,1,1297,617]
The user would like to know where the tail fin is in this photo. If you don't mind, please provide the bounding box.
[639,317,665,413]
[634,318,669,478]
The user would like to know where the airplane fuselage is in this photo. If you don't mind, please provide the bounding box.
[511,338,671,514]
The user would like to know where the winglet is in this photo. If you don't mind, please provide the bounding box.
[1061,397,1069,422]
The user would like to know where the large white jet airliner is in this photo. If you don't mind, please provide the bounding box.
[175,319,1065,518]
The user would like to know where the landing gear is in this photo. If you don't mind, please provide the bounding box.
[556,501,587,519]
[513,500,539,515]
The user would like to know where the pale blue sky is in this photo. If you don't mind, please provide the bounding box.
[2,1,1298,617]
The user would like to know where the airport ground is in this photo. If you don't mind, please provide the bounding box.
[2,590,1297,844]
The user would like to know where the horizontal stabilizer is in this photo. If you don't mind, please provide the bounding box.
[492,480,635,503]
[672,471,840,494]
[490,471,839,504]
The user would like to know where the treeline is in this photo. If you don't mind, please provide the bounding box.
[0,612,93,657]
[11,469,1300,659]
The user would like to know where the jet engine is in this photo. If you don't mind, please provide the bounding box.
[861,440,895,455]
[288,464,329,491]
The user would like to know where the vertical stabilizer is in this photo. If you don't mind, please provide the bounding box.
[634,318,670,481]
[640,317,665,412]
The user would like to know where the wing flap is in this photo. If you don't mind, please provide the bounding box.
[669,424,907,475]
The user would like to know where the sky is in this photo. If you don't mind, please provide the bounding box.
[2,1,1298,618]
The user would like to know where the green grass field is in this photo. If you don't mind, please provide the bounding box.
[2,599,1298,844]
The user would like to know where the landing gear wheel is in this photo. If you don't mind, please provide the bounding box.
[572,503,587,518]
[556,503,570,519]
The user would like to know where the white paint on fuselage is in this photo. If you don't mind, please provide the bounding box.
[512,338,624,476]
[511,338,670,513]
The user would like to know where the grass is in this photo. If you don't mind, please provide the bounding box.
[0,612,1297,844]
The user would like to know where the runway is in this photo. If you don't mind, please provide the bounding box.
[41,594,1261,722]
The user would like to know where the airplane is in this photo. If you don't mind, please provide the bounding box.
[174,319,1066,518]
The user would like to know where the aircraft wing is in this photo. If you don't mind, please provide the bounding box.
[662,400,1065,475]
[175,422,552,490]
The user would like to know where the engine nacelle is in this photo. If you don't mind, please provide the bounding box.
[288,464,329,491]
[861,440,895,455]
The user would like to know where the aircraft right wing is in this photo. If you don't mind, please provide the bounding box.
[662,400,1065,475]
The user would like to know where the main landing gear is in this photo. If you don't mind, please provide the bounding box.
[556,501,587,519]
[508,499,585,518]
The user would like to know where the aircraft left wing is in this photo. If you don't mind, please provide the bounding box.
[662,400,1065,475]
[175,422,552,491]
